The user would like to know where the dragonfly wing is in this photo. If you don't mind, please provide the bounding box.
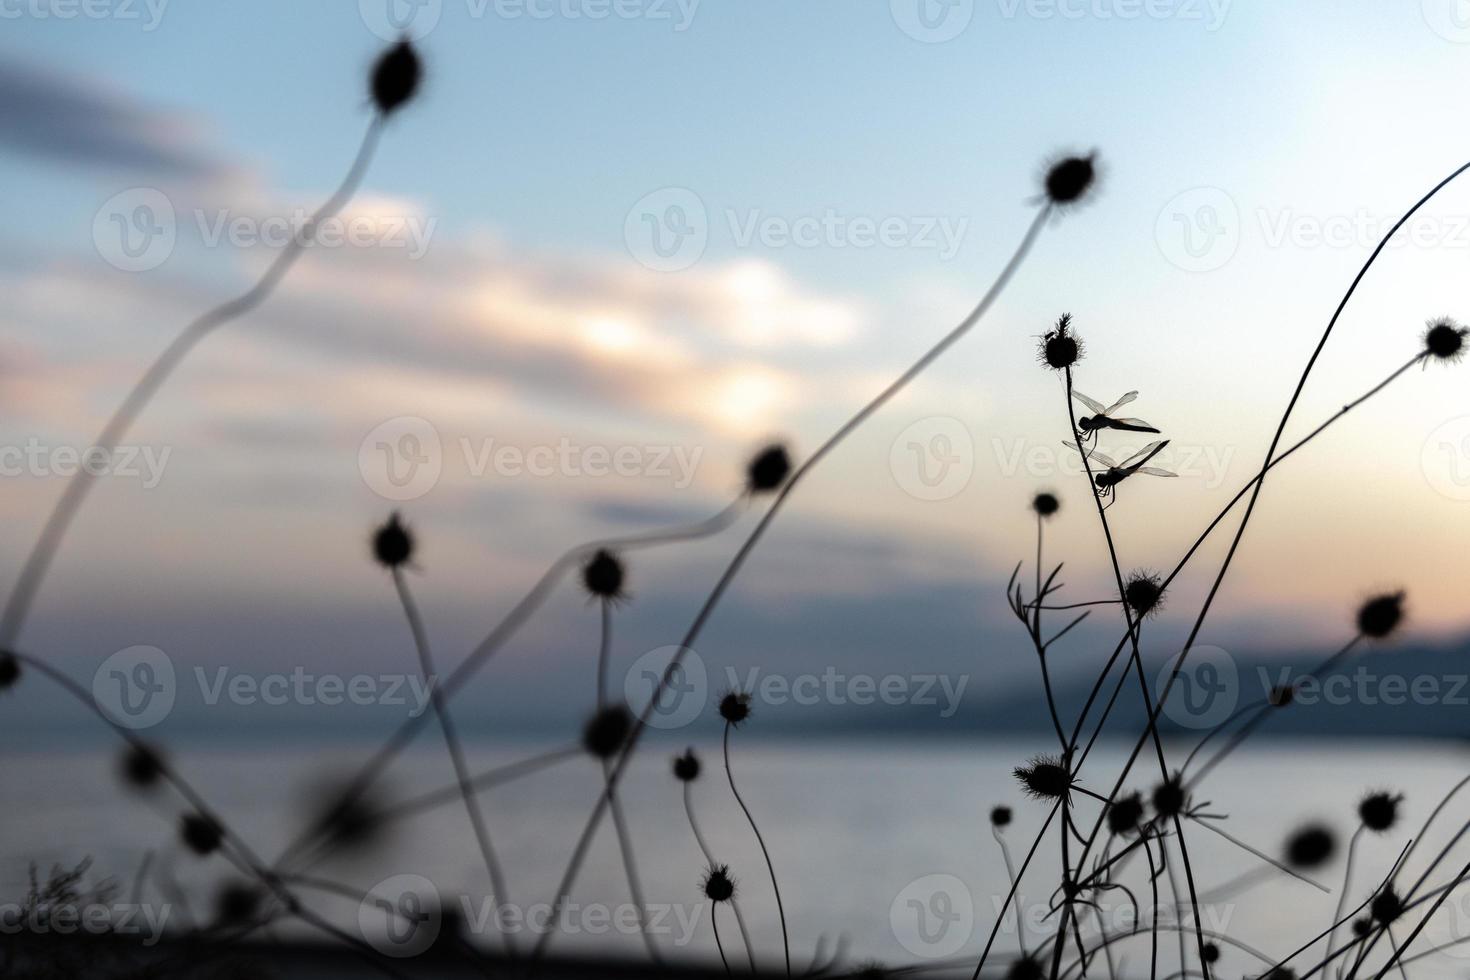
[1111,417,1162,433]
[1063,440,1115,467]
[1103,390,1139,415]
[1120,440,1168,468]
[1136,466,1178,478]
[1072,390,1107,414]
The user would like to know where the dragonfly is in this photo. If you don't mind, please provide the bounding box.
[1072,390,1161,445]
[1066,439,1178,506]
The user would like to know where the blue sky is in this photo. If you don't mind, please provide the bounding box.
[2,0,1470,737]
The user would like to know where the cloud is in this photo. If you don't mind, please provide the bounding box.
[0,58,235,180]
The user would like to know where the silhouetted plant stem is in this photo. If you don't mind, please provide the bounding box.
[723,721,790,977]
[712,904,733,977]
[971,797,1062,980]
[992,824,1027,956]
[545,205,1056,965]
[683,783,758,972]
[271,498,744,870]
[1061,365,1210,978]
[0,117,387,650]
[391,568,517,959]
[376,745,582,825]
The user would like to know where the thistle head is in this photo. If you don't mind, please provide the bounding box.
[1151,776,1186,818]
[1107,792,1145,836]
[1042,152,1099,208]
[673,748,701,782]
[1031,492,1060,518]
[120,743,165,790]
[1202,943,1220,965]
[989,805,1012,828]
[1357,592,1405,640]
[1358,791,1403,833]
[581,549,627,601]
[718,690,753,726]
[582,705,633,759]
[1423,317,1467,363]
[1284,823,1337,869]
[701,864,736,903]
[372,512,414,569]
[747,444,792,493]
[1370,886,1404,924]
[1013,754,1073,801]
[181,812,225,856]
[371,39,423,115]
[1038,314,1083,371]
[1123,572,1165,619]
[215,881,264,926]
[0,650,19,690]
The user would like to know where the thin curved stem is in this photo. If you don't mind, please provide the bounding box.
[724,721,790,977]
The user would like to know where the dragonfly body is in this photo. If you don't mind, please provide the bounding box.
[1072,390,1161,444]
[1066,439,1178,505]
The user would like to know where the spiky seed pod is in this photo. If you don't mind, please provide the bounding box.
[1151,777,1186,818]
[701,865,736,903]
[1014,755,1072,801]
[1269,684,1295,707]
[1284,824,1336,869]
[312,787,387,854]
[372,513,414,569]
[747,445,791,493]
[1038,314,1083,371]
[1351,918,1371,938]
[121,743,165,789]
[371,40,423,115]
[1357,592,1405,639]
[181,813,225,856]
[1043,153,1098,207]
[673,749,701,782]
[718,691,752,726]
[1123,572,1165,618]
[0,650,19,690]
[1370,886,1403,924]
[1031,492,1060,518]
[1006,955,1045,980]
[581,549,626,601]
[1358,791,1402,833]
[1202,943,1220,964]
[215,882,264,926]
[582,705,633,759]
[1424,317,1467,363]
[990,805,1013,828]
[1107,793,1145,836]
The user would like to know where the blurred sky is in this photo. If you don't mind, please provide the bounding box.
[2,0,1469,734]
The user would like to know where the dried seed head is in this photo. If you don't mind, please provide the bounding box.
[1424,317,1467,363]
[120,743,165,790]
[673,748,701,782]
[1043,153,1098,207]
[371,40,423,115]
[1370,886,1403,924]
[372,512,414,569]
[747,445,792,493]
[582,705,633,759]
[1107,793,1145,836]
[181,812,225,856]
[1284,824,1337,869]
[1202,943,1220,964]
[215,881,264,926]
[1151,777,1186,818]
[581,549,626,601]
[719,691,753,726]
[1014,755,1073,801]
[1357,592,1405,640]
[1038,314,1083,371]
[990,805,1013,828]
[701,864,736,903]
[1006,955,1045,980]
[1358,791,1403,833]
[309,782,388,854]
[0,650,19,690]
[1031,492,1060,518]
[1123,572,1165,618]
[1351,917,1371,938]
